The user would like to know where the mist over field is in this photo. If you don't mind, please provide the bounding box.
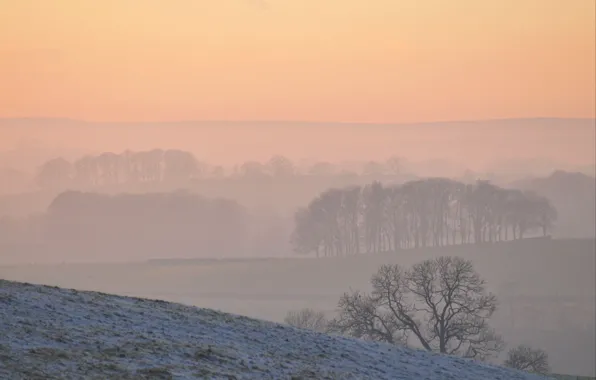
[1,1,595,378]
[1,118,595,179]
[0,118,594,262]
[1,118,595,377]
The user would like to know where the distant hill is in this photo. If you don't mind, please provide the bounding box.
[1,117,593,176]
[0,280,546,380]
[510,171,596,238]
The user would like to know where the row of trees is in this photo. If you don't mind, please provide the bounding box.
[291,179,557,256]
[36,150,203,188]
[35,152,408,189]
[0,191,256,260]
[47,191,251,258]
[0,189,295,261]
[284,257,551,375]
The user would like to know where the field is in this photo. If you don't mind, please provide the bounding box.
[0,280,548,380]
[552,375,596,380]
[1,238,594,376]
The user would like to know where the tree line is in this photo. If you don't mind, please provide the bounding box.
[35,150,304,188]
[291,178,557,257]
[35,151,408,190]
[47,190,252,258]
[36,150,202,188]
[0,191,256,261]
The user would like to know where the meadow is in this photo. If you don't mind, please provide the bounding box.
[1,238,594,376]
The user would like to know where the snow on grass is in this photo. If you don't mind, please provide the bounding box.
[1,280,551,380]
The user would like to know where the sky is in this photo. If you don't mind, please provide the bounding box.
[0,0,594,123]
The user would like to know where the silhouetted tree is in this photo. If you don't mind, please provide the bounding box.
[342,186,362,255]
[284,308,328,333]
[362,181,387,252]
[328,257,504,361]
[504,345,550,374]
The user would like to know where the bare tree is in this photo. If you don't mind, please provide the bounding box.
[328,257,504,361]
[327,290,408,345]
[504,345,550,374]
[284,308,328,333]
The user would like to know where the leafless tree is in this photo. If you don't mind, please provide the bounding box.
[328,257,504,361]
[504,345,550,374]
[284,308,329,333]
[327,290,408,345]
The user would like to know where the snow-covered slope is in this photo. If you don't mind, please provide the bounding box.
[1,280,549,380]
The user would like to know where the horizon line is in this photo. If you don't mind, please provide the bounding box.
[0,116,594,127]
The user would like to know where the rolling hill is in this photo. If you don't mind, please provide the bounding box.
[1,238,594,376]
[0,280,549,380]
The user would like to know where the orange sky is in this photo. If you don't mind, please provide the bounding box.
[0,0,594,123]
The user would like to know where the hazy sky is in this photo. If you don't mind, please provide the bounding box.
[1,0,594,123]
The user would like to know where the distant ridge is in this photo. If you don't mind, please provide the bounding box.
[1,116,594,127]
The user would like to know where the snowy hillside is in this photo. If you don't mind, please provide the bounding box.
[1,280,549,380]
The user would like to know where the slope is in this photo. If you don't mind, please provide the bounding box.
[0,280,548,380]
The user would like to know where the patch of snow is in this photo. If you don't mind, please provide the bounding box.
[0,280,551,379]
